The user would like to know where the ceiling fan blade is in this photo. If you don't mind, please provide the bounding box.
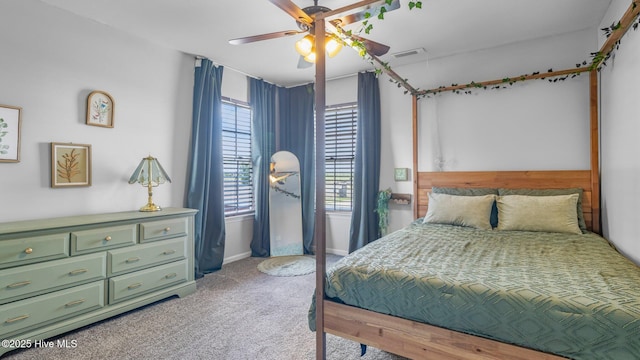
[268,0,313,26]
[351,34,390,56]
[297,55,313,69]
[229,30,304,45]
[330,0,400,26]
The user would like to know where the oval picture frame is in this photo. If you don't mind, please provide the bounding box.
[86,90,114,128]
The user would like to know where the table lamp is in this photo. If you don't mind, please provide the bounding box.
[128,155,171,212]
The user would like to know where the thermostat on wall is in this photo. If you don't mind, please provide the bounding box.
[394,168,409,181]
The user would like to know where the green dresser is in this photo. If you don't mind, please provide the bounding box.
[0,208,197,356]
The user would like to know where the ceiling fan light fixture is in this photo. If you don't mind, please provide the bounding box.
[325,36,342,58]
[303,48,317,63]
[295,34,314,56]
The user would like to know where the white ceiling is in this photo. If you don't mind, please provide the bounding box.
[40,0,612,87]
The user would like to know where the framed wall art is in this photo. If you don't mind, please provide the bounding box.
[0,104,22,163]
[51,142,92,187]
[86,90,114,128]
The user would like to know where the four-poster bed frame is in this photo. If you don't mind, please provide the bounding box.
[312,2,640,358]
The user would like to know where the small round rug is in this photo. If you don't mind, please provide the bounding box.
[257,255,315,277]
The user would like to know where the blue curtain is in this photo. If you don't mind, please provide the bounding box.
[278,84,316,254]
[349,72,382,253]
[186,59,226,278]
[249,78,277,257]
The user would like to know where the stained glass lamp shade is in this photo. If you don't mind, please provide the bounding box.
[128,155,171,212]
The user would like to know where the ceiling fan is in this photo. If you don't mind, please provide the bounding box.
[228,0,400,68]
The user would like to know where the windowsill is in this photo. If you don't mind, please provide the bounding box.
[225,213,254,223]
[224,211,351,221]
[326,211,352,217]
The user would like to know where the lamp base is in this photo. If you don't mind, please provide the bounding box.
[139,203,162,212]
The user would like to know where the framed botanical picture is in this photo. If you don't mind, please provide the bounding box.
[86,90,114,128]
[0,104,22,163]
[51,142,92,187]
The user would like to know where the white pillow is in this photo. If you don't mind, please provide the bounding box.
[423,193,495,230]
[496,194,582,234]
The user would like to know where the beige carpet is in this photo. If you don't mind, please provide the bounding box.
[4,255,406,360]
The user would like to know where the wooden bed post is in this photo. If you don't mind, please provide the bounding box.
[590,69,600,234]
[412,94,419,219]
[585,0,640,235]
[314,15,327,360]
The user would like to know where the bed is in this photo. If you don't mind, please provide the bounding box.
[309,66,610,360]
[310,173,640,359]
[309,68,608,359]
[311,171,640,359]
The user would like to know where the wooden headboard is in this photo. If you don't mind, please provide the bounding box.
[416,170,599,233]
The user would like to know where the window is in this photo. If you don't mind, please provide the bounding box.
[222,98,253,216]
[325,103,357,211]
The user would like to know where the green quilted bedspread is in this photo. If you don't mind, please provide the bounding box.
[310,221,640,359]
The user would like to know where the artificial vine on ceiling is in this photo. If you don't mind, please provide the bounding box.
[347,0,639,98]
[337,0,422,59]
[360,0,422,35]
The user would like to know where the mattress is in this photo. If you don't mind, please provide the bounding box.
[310,221,640,359]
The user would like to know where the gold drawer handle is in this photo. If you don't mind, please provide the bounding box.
[7,280,32,289]
[127,282,142,290]
[65,299,86,307]
[104,236,112,241]
[69,268,88,276]
[24,247,33,254]
[5,314,29,323]
[165,273,177,279]
[163,250,176,255]
[126,257,141,263]
[164,227,171,232]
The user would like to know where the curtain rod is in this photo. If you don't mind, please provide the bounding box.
[193,55,351,89]
[194,55,280,87]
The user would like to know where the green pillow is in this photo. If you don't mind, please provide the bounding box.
[496,194,582,234]
[432,187,498,228]
[498,188,587,233]
[423,193,496,230]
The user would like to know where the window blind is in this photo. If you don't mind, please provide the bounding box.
[325,103,357,211]
[222,99,253,216]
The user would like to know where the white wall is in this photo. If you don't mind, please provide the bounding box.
[406,29,594,173]
[378,71,415,234]
[417,78,590,171]
[599,0,640,264]
[222,68,249,102]
[224,215,253,262]
[325,212,351,256]
[0,1,256,265]
[0,0,193,222]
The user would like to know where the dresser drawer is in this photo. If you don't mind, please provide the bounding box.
[109,260,188,304]
[108,237,187,276]
[70,224,137,254]
[0,253,106,305]
[139,218,187,243]
[0,233,69,269]
[0,281,105,338]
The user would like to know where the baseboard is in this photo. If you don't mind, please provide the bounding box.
[224,251,252,264]
[224,249,344,264]
[327,248,348,256]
